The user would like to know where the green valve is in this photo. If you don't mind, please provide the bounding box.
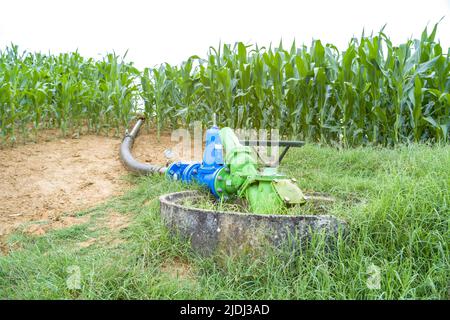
[243,178,283,214]
[215,127,306,214]
[272,178,306,205]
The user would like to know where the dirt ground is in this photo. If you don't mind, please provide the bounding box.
[0,130,179,239]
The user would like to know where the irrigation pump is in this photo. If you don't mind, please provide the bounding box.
[121,117,306,214]
[166,125,306,214]
[121,117,346,255]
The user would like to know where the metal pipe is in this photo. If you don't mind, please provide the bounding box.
[278,146,291,163]
[240,140,305,147]
[240,139,304,165]
[120,117,167,175]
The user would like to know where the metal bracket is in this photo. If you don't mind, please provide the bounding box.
[239,140,305,165]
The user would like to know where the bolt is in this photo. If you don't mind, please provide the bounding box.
[291,178,297,182]
[284,196,290,202]
[225,167,230,173]
[217,188,223,193]
[192,169,198,174]
[217,176,223,181]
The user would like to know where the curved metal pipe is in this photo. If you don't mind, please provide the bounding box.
[120,117,167,175]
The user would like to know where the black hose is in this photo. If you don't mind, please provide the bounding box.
[120,117,167,175]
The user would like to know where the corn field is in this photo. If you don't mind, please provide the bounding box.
[1,24,449,145]
[0,45,140,141]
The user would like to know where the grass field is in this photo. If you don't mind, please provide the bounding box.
[0,143,448,299]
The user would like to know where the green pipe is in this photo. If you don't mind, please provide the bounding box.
[217,127,305,214]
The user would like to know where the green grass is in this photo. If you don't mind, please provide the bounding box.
[0,144,448,299]
[180,191,337,215]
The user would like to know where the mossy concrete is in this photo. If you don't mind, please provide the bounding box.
[159,191,347,256]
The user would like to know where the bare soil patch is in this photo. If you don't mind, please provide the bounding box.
[97,211,130,232]
[161,257,195,281]
[25,214,91,236]
[76,211,131,249]
[0,130,176,239]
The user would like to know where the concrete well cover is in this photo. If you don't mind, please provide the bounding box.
[159,191,347,256]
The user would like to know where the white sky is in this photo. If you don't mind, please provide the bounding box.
[0,0,449,68]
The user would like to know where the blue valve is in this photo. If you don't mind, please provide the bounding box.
[166,124,224,197]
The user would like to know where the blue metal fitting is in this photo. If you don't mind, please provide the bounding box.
[202,125,224,168]
[194,165,222,197]
[166,125,225,197]
[166,161,192,181]
[181,162,201,183]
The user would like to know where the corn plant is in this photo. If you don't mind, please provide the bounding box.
[139,22,448,145]
[1,23,448,146]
